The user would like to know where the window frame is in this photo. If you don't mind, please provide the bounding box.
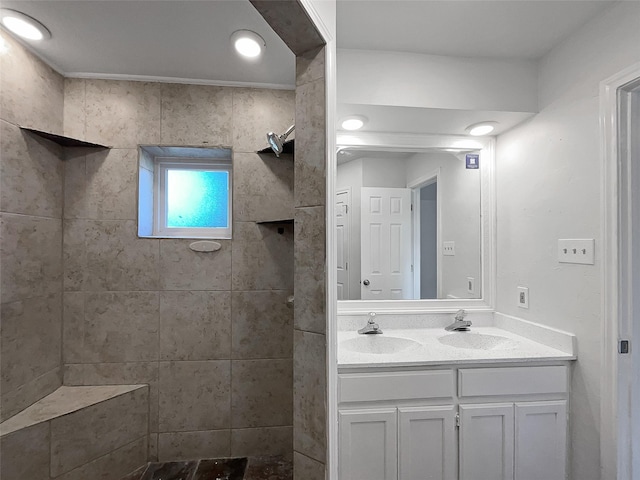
[153,157,233,239]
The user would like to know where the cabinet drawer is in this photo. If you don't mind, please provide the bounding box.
[458,366,567,397]
[339,370,454,403]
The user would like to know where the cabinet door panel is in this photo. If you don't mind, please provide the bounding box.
[515,401,567,480]
[459,403,514,480]
[398,406,456,480]
[339,408,398,480]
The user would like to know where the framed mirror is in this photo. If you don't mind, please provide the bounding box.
[336,131,495,314]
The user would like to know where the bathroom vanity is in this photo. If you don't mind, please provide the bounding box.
[337,315,576,480]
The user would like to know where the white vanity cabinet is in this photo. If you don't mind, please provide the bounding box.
[338,365,569,480]
[338,370,457,480]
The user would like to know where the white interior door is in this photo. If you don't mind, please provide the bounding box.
[361,187,413,300]
[336,190,350,300]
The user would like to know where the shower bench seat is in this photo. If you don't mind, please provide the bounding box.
[0,384,149,480]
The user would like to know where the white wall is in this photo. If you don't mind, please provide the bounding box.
[362,157,407,188]
[495,3,640,479]
[338,48,538,113]
[406,152,482,299]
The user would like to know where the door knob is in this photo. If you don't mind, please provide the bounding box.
[363,279,370,286]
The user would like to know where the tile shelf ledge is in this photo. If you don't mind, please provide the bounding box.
[256,219,294,225]
[20,126,111,149]
[256,138,294,157]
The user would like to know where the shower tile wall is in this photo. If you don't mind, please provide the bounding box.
[293,46,327,480]
[0,30,65,422]
[61,78,295,462]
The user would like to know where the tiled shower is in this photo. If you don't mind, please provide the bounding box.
[0,10,327,477]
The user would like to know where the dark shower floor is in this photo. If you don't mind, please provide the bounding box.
[120,455,292,480]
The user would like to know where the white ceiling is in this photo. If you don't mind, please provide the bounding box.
[0,0,296,88]
[1,0,618,137]
[337,0,616,59]
[336,0,616,138]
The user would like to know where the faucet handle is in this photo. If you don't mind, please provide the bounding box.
[455,309,467,321]
[368,312,377,323]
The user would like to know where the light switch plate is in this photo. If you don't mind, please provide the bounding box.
[443,241,455,256]
[558,239,595,265]
[517,286,529,309]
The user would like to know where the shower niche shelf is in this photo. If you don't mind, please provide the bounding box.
[256,218,294,225]
[257,139,294,157]
[20,126,111,149]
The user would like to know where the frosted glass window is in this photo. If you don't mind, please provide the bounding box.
[138,146,233,239]
[166,170,229,229]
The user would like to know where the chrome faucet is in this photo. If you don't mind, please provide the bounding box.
[358,312,383,335]
[445,309,472,331]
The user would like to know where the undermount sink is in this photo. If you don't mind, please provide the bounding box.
[341,336,421,355]
[438,333,519,350]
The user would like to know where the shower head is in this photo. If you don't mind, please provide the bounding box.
[266,124,294,157]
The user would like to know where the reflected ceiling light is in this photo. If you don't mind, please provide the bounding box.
[231,30,265,58]
[0,9,50,41]
[466,121,497,136]
[341,115,367,131]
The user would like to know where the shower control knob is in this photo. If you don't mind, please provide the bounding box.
[363,279,370,286]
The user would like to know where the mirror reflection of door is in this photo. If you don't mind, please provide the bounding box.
[360,187,413,299]
[336,189,350,300]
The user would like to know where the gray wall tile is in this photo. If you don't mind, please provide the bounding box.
[232,89,295,153]
[160,291,231,361]
[231,426,293,460]
[294,207,326,334]
[0,119,63,218]
[231,359,292,428]
[232,222,293,291]
[81,292,159,362]
[160,84,233,146]
[294,78,326,208]
[54,436,147,480]
[84,220,159,291]
[65,149,138,221]
[294,451,325,480]
[50,387,148,476]
[231,291,292,359]
[62,219,86,291]
[159,240,231,291]
[0,31,64,133]
[158,361,231,432]
[1,294,62,396]
[157,430,231,461]
[84,79,161,148]
[0,213,62,304]
[296,47,325,87]
[234,152,294,222]
[63,362,159,433]
[63,78,86,140]
[0,367,61,423]
[293,331,325,463]
[0,422,50,480]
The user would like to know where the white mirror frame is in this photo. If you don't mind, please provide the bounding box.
[335,131,496,314]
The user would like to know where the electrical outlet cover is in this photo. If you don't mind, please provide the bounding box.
[517,286,529,309]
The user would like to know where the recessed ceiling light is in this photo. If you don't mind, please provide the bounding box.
[341,116,367,131]
[0,9,50,41]
[230,30,265,59]
[466,122,497,136]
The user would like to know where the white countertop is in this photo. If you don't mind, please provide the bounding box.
[337,313,577,369]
